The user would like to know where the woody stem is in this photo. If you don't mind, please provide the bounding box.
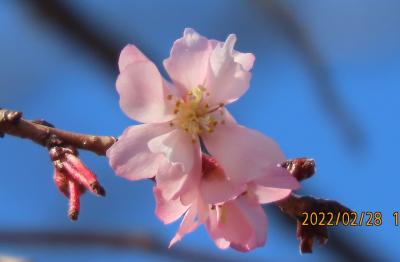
[0,108,116,155]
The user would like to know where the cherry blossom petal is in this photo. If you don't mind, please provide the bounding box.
[229,196,267,252]
[205,34,252,106]
[209,38,255,71]
[214,238,231,249]
[164,28,212,94]
[106,124,170,181]
[222,108,237,124]
[255,165,300,190]
[205,209,231,249]
[249,165,299,204]
[153,187,189,224]
[250,184,292,204]
[196,196,210,223]
[155,158,189,201]
[169,204,199,247]
[203,123,285,184]
[178,157,202,206]
[205,208,229,248]
[206,200,253,247]
[148,129,199,173]
[118,44,148,72]
[209,107,237,125]
[180,180,200,206]
[116,61,175,123]
[199,170,245,204]
[233,51,255,71]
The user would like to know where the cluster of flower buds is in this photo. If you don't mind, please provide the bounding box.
[49,146,105,220]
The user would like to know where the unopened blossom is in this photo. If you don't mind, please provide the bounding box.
[154,154,300,251]
[107,28,285,194]
[50,146,105,220]
[53,167,82,220]
[50,147,105,197]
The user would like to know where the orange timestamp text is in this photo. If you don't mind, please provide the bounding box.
[301,211,383,226]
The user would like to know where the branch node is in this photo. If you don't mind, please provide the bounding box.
[31,119,55,128]
[2,110,23,123]
[280,158,315,181]
[277,159,352,253]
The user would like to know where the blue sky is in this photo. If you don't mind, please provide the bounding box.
[0,1,399,261]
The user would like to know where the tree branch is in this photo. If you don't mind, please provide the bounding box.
[277,158,352,253]
[0,108,116,155]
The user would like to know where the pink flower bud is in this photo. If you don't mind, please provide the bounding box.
[57,153,105,197]
[53,168,69,198]
[68,179,81,221]
[280,158,315,181]
[53,168,86,198]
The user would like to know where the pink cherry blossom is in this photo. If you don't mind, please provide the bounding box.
[106,28,298,251]
[107,28,286,191]
[154,154,300,251]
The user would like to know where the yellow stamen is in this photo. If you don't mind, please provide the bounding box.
[171,86,225,138]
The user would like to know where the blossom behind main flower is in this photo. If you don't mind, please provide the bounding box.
[107,28,285,192]
[154,154,300,251]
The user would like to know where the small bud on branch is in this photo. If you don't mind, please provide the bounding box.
[277,158,352,253]
[68,178,81,221]
[53,168,69,198]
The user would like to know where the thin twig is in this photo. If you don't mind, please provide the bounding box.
[276,194,352,253]
[276,158,369,257]
[0,109,116,155]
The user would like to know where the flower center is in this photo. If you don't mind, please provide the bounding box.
[201,154,226,181]
[168,86,224,141]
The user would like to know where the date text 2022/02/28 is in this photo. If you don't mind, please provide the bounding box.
[301,211,388,227]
